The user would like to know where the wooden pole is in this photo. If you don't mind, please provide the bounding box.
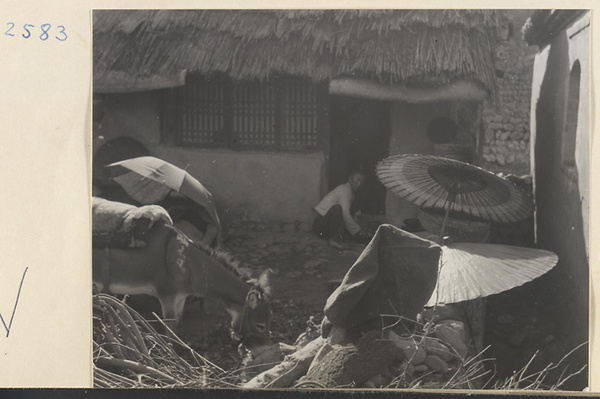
[438,194,455,245]
[438,207,451,245]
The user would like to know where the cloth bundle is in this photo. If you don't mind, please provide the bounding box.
[92,197,173,248]
[324,224,441,331]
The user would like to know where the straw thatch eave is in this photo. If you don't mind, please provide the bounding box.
[93,10,503,94]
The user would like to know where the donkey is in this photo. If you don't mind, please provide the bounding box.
[92,223,273,344]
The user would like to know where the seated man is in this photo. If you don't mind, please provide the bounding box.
[313,170,371,248]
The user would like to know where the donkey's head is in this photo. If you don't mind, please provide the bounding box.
[169,228,274,346]
[230,268,273,347]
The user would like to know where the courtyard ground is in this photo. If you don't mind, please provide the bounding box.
[135,220,587,389]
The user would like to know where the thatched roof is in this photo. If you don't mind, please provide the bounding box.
[93,10,504,94]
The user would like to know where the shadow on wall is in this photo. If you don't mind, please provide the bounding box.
[531,29,588,390]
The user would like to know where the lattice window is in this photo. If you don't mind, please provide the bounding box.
[281,81,318,148]
[180,78,226,145]
[232,82,277,146]
[163,76,324,150]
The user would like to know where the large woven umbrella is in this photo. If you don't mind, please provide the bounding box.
[376,154,534,239]
[426,243,558,306]
[106,156,221,232]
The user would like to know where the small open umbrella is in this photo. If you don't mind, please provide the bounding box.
[106,156,221,232]
[426,242,558,306]
[376,154,534,239]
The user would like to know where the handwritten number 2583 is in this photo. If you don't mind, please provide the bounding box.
[4,23,67,41]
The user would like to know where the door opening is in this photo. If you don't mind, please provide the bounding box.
[329,96,391,215]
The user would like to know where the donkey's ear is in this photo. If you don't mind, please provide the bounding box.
[257,268,273,296]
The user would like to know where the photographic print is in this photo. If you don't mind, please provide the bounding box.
[91,9,590,391]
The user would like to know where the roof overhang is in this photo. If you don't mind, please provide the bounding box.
[329,78,488,103]
[523,10,589,49]
[94,70,187,94]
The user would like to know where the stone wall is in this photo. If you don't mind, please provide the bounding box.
[479,11,538,175]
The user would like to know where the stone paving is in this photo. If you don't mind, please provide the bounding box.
[222,220,367,307]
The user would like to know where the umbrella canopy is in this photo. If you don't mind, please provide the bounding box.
[106,156,221,232]
[376,154,534,224]
[426,243,558,306]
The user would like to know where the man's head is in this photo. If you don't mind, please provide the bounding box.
[348,170,366,193]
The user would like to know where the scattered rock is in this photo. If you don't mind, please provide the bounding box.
[419,305,462,323]
[437,320,467,343]
[397,361,413,375]
[241,342,298,379]
[433,324,469,358]
[424,355,449,374]
[302,260,323,270]
[412,365,430,375]
[388,332,427,366]
[421,337,454,362]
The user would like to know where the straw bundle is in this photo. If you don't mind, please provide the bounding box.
[93,293,233,388]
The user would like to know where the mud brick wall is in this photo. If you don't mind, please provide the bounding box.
[479,14,538,176]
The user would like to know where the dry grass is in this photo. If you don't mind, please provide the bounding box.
[386,344,587,391]
[492,343,588,390]
[93,296,587,390]
[381,315,587,391]
[93,293,237,388]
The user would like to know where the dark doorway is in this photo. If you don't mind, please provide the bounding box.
[329,96,391,215]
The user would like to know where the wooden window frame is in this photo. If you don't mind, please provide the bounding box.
[161,75,327,152]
